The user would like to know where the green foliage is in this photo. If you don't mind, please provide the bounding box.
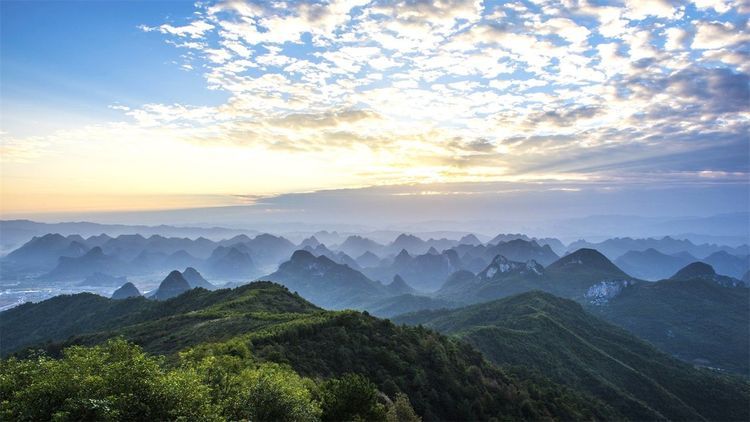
[386,393,421,422]
[395,291,750,421]
[590,278,750,374]
[318,373,387,422]
[7,280,746,421]
[235,363,321,422]
[0,282,320,357]
[0,338,219,421]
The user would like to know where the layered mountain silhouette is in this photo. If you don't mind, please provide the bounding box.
[568,236,749,261]
[362,248,457,292]
[77,272,127,287]
[111,282,141,300]
[702,250,750,279]
[614,248,694,280]
[385,274,416,295]
[181,267,214,290]
[1,232,300,281]
[45,247,127,280]
[668,261,745,287]
[5,233,89,270]
[150,270,192,301]
[203,245,257,280]
[437,248,633,304]
[263,250,387,309]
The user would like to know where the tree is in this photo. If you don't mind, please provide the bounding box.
[235,363,321,422]
[0,338,220,421]
[319,373,387,422]
[386,393,421,422]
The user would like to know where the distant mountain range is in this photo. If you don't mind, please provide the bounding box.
[568,236,749,261]
[436,248,630,304]
[1,232,297,282]
[0,219,257,255]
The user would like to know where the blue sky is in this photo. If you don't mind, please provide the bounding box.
[0,0,748,219]
[1,1,227,136]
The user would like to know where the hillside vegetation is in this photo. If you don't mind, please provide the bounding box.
[395,291,750,421]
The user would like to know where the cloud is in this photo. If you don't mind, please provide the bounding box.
[6,0,750,199]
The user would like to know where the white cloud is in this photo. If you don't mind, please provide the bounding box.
[692,20,750,49]
[11,0,749,191]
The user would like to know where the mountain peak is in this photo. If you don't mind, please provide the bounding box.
[671,262,716,280]
[299,236,321,248]
[111,282,141,300]
[152,270,191,301]
[427,246,439,255]
[386,274,416,295]
[182,267,213,290]
[549,248,625,275]
[291,249,316,261]
[459,233,481,245]
[480,255,544,279]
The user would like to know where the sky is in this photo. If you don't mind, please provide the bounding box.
[1,0,748,223]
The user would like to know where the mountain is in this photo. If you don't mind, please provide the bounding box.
[438,255,547,303]
[3,233,87,270]
[449,239,559,272]
[590,274,749,374]
[540,249,637,301]
[0,282,614,421]
[702,251,750,279]
[298,236,321,248]
[385,274,416,295]
[458,233,481,245]
[567,236,748,261]
[668,262,745,287]
[614,248,693,281]
[77,272,127,287]
[336,235,384,257]
[362,248,458,292]
[394,291,749,421]
[671,261,716,279]
[0,219,255,255]
[486,239,559,265]
[390,233,426,254]
[355,250,381,268]
[129,250,169,273]
[181,267,214,290]
[263,250,386,309]
[438,249,634,305]
[150,270,192,301]
[488,233,531,244]
[44,247,127,280]
[203,246,257,280]
[111,282,141,300]
[163,249,202,269]
[239,233,296,270]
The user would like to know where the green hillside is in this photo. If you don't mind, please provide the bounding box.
[1,282,616,421]
[394,291,750,421]
[589,278,750,374]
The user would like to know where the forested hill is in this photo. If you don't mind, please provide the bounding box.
[394,291,750,421]
[1,281,618,421]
